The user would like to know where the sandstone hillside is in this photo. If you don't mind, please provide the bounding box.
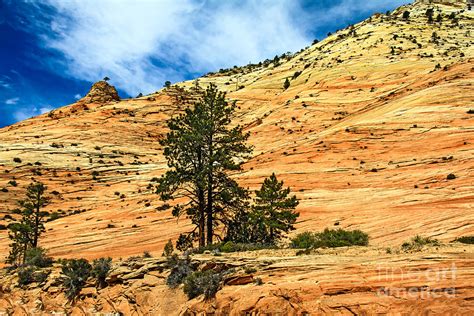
[0,0,473,262]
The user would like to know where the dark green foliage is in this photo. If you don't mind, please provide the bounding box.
[8,180,18,187]
[401,235,439,252]
[7,182,50,266]
[164,81,171,88]
[402,11,410,20]
[13,157,22,163]
[183,270,223,300]
[426,8,434,23]
[227,174,299,245]
[18,266,49,287]
[157,84,251,247]
[454,236,474,244]
[91,257,112,288]
[447,173,456,180]
[25,247,53,268]
[292,71,302,80]
[143,251,153,258]
[192,242,275,254]
[290,232,316,249]
[61,259,92,300]
[467,109,474,114]
[291,229,369,249]
[162,239,174,257]
[283,78,290,90]
[17,266,35,287]
[103,76,110,81]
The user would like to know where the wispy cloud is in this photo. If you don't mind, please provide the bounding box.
[21,0,410,97]
[13,105,52,122]
[28,0,310,96]
[5,97,19,105]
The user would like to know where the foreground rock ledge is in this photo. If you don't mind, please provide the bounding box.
[0,244,473,315]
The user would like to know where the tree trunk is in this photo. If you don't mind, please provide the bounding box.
[33,193,40,248]
[206,172,213,245]
[206,131,214,245]
[198,188,206,247]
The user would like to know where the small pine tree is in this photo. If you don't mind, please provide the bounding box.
[251,173,299,244]
[402,11,410,20]
[162,239,174,257]
[283,78,290,90]
[103,76,110,81]
[6,182,49,265]
[164,81,171,88]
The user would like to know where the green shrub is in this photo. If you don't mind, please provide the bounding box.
[453,236,474,244]
[25,247,53,268]
[166,255,194,288]
[192,242,275,254]
[61,259,92,300]
[290,232,317,249]
[401,235,439,252]
[8,180,18,187]
[183,270,223,300]
[18,266,35,287]
[91,257,112,288]
[162,239,174,257]
[290,229,369,249]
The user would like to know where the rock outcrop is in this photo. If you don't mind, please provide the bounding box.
[1,245,473,315]
[79,80,120,104]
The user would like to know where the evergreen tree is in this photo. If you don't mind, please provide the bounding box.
[6,222,33,266]
[6,182,49,265]
[250,173,299,244]
[157,84,251,247]
[283,78,290,90]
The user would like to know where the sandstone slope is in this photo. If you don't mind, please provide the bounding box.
[0,1,473,262]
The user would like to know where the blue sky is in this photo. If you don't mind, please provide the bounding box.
[0,0,410,127]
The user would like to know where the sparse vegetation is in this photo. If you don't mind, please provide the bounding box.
[91,257,112,288]
[453,236,474,244]
[61,258,92,300]
[183,270,223,300]
[283,78,290,90]
[401,235,439,252]
[166,255,194,288]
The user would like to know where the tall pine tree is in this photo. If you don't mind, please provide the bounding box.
[157,83,251,247]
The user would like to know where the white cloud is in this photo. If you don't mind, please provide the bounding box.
[30,0,410,96]
[0,81,11,89]
[32,0,310,96]
[5,97,19,105]
[74,94,81,100]
[13,106,52,122]
[13,110,32,122]
[39,106,53,114]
